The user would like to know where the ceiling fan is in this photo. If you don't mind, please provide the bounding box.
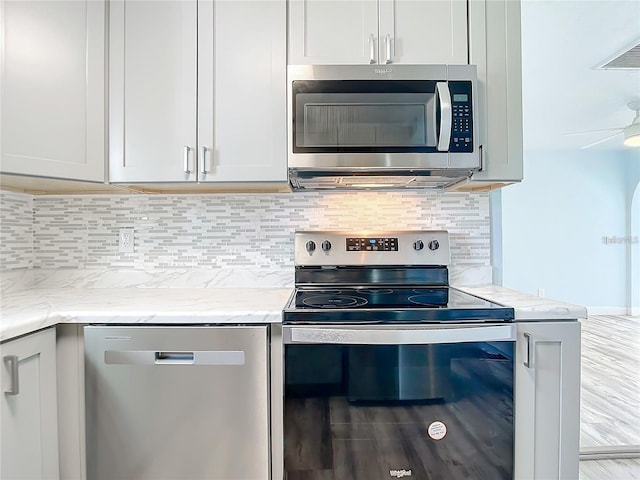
[563,101,640,149]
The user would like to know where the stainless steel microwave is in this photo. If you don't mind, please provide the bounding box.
[287,64,480,190]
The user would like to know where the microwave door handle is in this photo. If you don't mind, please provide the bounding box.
[435,82,452,151]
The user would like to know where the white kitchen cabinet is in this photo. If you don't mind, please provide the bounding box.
[109,0,286,184]
[108,0,197,183]
[377,0,468,65]
[514,321,581,480]
[57,325,87,480]
[461,0,523,189]
[199,0,287,182]
[288,0,467,65]
[288,0,377,65]
[0,327,59,480]
[0,0,106,183]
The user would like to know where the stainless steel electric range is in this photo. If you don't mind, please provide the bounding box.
[282,231,516,480]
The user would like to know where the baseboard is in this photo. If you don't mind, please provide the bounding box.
[586,306,631,316]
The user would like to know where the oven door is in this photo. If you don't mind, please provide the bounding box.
[283,323,515,480]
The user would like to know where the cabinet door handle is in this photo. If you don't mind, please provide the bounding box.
[523,332,534,368]
[3,355,19,395]
[384,34,392,64]
[183,146,192,174]
[200,146,208,174]
[368,34,376,64]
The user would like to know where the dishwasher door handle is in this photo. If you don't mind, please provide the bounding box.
[104,350,245,366]
[155,351,195,364]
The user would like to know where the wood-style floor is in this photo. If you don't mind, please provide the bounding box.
[579,315,640,480]
[580,458,640,480]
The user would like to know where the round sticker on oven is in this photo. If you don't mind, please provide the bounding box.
[428,421,447,440]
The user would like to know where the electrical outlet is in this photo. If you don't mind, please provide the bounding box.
[537,288,545,297]
[119,228,134,253]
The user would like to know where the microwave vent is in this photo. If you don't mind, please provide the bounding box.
[288,171,472,190]
[598,40,640,69]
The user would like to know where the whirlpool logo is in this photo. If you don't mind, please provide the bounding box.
[374,67,393,75]
[389,469,412,478]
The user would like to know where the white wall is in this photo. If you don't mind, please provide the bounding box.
[628,162,640,314]
[494,149,639,314]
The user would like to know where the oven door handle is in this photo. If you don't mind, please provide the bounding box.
[284,324,516,345]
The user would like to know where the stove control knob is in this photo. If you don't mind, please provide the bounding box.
[321,240,332,252]
[305,240,316,253]
[413,240,424,251]
[428,240,440,251]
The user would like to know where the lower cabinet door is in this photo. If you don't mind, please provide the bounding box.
[515,321,581,480]
[1,328,59,479]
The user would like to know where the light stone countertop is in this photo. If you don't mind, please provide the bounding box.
[1,284,588,343]
[456,284,588,320]
[0,288,293,342]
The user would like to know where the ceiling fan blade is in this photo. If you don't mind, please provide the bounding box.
[580,132,623,149]
[563,128,624,136]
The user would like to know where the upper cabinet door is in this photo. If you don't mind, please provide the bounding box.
[288,0,378,65]
[378,0,468,65]
[198,0,287,182]
[468,0,523,184]
[0,0,105,182]
[109,0,197,183]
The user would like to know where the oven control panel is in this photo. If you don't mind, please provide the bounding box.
[347,237,398,252]
[295,231,450,266]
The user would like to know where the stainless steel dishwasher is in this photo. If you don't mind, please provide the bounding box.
[84,326,270,480]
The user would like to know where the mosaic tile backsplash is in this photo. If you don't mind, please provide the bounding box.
[1,189,490,288]
[0,191,32,270]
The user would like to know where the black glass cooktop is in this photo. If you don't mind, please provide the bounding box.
[283,287,514,324]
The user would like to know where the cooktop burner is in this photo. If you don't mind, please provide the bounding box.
[408,294,447,306]
[302,294,369,308]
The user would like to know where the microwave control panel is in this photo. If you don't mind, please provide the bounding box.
[449,81,473,153]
